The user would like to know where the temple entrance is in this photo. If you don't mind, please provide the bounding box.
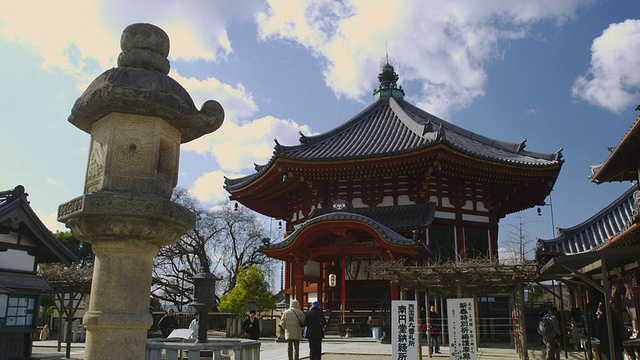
[327,280,389,311]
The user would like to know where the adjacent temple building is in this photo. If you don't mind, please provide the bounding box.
[225,62,563,323]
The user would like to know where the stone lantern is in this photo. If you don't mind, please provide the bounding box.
[191,271,219,343]
[57,23,224,360]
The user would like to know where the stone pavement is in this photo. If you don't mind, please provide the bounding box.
[32,336,588,359]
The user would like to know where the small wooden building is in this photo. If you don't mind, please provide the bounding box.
[0,185,76,359]
[537,106,640,360]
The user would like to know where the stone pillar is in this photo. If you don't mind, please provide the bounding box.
[58,23,224,360]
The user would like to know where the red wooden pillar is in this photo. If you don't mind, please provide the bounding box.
[285,261,291,289]
[318,261,324,306]
[294,262,304,305]
[390,284,399,300]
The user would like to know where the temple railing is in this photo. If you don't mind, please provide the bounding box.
[146,338,260,360]
[327,298,385,311]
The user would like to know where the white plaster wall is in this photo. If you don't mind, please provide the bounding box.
[0,233,18,244]
[378,196,394,207]
[397,195,415,205]
[0,249,35,272]
[435,211,456,220]
[307,292,318,302]
[304,260,321,277]
[352,198,366,208]
[462,214,490,223]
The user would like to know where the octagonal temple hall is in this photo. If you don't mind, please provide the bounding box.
[224,62,563,337]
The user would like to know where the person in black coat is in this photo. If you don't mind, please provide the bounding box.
[242,310,260,340]
[303,301,327,360]
[595,305,624,360]
[158,309,179,338]
[429,305,441,354]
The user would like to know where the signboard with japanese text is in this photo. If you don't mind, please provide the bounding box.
[447,298,477,360]
[392,300,418,360]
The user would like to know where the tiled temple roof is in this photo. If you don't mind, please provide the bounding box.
[590,108,640,183]
[536,185,637,255]
[263,211,420,251]
[307,202,435,232]
[225,96,563,190]
[0,185,77,265]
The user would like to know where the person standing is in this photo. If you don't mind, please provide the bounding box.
[40,324,50,341]
[158,309,179,338]
[538,306,560,360]
[595,305,625,360]
[242,310,260,340]
[428,305,441,354]
[189,313,199,340]
[280,299,305,360]
[304,301,327,360]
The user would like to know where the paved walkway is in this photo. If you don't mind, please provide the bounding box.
[32,337,587,359]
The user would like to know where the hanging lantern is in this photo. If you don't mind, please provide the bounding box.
[329,273,337,287]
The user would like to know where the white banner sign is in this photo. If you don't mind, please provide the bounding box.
[392,300,418,360]
[447,298,477,360]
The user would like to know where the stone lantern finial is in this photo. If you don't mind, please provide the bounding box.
[117,23,171,74]
[69,22,224,144]
[65,23,224,199]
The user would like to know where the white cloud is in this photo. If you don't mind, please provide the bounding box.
[172,53,316,203]
[185,115,314,173]
[572,19,640,113]
[256,0,587,116]
[171,70,259,123]
[36,210,67,233]
[190,170,230,203]
[0,0,265,89]
[173,70,316,179]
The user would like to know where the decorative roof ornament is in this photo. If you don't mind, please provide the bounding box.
[331,196,348,211]
[68,23,224,143]
[373,51,405,101]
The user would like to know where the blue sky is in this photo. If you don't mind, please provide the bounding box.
[1,0,639,259]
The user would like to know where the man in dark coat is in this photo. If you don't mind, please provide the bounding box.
[158,309,179,338]
[303,301,327,360]
[242,310,260,340]
[429,305,441,354]
[596,305,625,360]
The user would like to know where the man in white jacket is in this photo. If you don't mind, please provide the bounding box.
[280,299,305,360]
[189,313,199,340]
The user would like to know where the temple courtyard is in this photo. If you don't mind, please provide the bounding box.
[31,336,587,360]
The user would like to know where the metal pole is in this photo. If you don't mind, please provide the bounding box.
[559,282,567,359]
[549,193,556,237]
[425,292,432,357]
[440,296,445,347]
[601,256,616,360]
[416,289,422,359]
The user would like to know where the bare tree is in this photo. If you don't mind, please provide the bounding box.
[216,202,272,294]
[151,188,221,310]
[500,214,537,264]
[151,189,272,309]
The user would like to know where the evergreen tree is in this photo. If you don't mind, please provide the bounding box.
[218,266,276,318]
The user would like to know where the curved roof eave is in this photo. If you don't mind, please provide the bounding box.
[590,110,640,183]
[262,211,429,254]
[0,187,77,265]
[536,184,637,255]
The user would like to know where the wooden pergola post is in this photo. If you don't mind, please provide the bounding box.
[514,283,529,360]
